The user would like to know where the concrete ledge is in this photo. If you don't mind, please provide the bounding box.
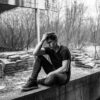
[1,69,100,100]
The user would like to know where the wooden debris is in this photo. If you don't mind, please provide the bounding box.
[0,50,34,77]
[72,49,97,68]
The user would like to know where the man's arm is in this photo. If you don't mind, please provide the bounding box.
[47,60,70,77]
[33,33,48,56]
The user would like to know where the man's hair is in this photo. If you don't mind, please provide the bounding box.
[46,32,57,41]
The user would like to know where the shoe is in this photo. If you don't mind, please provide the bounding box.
[22,78,38,92]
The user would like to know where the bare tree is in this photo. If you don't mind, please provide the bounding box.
[63,1,87,48]
[0,8,36,51]
[22,9,35,50]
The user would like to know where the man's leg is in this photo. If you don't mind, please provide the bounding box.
[38,72,69,86]
[31,55,55,80]
[22,55,54,91]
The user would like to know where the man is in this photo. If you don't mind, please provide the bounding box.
[22,32,71,91]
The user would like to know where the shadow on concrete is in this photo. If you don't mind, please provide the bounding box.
[0,4,17,13]
[96,97,100,100]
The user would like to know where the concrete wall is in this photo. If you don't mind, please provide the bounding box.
[1,69,100,100]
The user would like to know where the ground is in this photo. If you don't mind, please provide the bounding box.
[0,64,100,98]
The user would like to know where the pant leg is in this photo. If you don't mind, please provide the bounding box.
[38,72,68,86]
[31,55,55,81]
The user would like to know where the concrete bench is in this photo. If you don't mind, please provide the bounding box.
[1,68,100,100]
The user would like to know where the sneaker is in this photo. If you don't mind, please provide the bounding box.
[22,78,38,92]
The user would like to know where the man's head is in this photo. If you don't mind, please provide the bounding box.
[46,32,58,49]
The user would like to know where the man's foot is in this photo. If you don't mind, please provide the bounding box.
[22,78,38,92]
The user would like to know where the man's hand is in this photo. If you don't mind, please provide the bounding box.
[46,72,55,78]
[41,33,48,42]
[41,32,55,42]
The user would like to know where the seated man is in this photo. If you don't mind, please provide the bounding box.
[22,32,71,91]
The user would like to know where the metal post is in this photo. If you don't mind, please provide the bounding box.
[34,8,37,42]
[34,0,40,43]
[37,8,40,43]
